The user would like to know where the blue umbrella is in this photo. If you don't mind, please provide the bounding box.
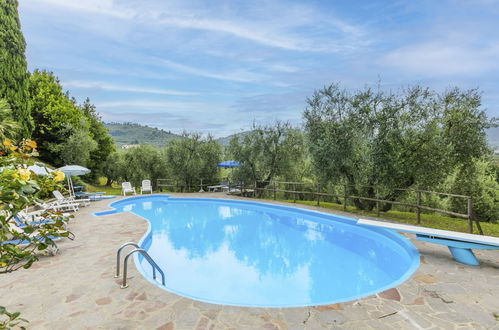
[217,160,242,168]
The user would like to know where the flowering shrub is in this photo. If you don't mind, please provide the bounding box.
[0,139,72,273]
[36,170,65,199]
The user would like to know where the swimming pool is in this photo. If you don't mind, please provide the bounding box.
[95,195,419,307]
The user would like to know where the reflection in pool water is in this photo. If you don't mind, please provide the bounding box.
[100,196,419,307]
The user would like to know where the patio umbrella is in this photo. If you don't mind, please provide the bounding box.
[57,165,91,197]
[217,160,241,168]
[27,163,54,176]
[217,160,242,183]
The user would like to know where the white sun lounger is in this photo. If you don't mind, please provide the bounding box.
[35,200,79,213]
[357,219,499,266]
[53,190,90,207]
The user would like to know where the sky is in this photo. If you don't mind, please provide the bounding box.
[19,0,499,137]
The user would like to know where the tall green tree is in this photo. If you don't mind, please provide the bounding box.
[28,70,90,165]
[166,133,221,189]
[449,158,499,222]
[102,152,125,186]
[228,121,305,189]
[304,83,494,211]
[0,0,32,137]
[121,145,167,189]
[0,99,20,141]
[51,121,98,167]
[80,98,115,181]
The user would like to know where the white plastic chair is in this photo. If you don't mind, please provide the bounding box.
[140,180,153,194]
[121,182,136,196]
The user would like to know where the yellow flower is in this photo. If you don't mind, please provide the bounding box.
[53,170,65,182]
[26,140,37,149]
[2,140,12,147]
[17,168,31,181]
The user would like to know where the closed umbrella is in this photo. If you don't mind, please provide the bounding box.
[28,163,54,176]
[57,165,91,197]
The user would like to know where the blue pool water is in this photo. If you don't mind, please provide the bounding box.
[95,195,419,307]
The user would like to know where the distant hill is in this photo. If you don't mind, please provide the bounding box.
[215,131,252,146]
[487,127,499,148]
[105,122,252,148]
[106,122,499,150]
[105,122,182,147]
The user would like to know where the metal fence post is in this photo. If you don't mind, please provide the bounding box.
[417,191,421,224]
[254,181,257,198]
[273,181,276,200]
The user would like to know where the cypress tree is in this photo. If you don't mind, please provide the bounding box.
[0,0,33,137]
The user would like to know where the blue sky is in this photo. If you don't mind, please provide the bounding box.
[19,0,499,137]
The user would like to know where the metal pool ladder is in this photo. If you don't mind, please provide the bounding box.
[115,242,166,289]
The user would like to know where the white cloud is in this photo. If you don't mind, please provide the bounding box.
[24,0,366,53]
[64,81,198,96]
[156,59,267,83]
[381,42,499,76]
[96,100,201,109]
[27,0,133,19]
[154,16,311,52]
[267,64,298,73]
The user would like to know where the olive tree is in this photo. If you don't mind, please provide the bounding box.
[304,83,494,211]
[228,121,306,190]
[165,133,221,190]
[102,152,125,186]
[121,145,167,189]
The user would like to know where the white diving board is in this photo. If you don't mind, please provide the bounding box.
[357,219,499,266]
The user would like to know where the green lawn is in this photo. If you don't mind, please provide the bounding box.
[84,182,165,196]
[81,183,499,237]
[281,200,499,237]
[85,183,122,196]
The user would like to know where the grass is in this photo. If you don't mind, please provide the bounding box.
[278,199,499,237]
[84,179,167,196]
[85,183,122,196]
[82,181,499,237]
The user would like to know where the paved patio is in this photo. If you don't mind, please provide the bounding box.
[1,193,498,329]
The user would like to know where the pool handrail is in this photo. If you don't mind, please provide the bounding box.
[115,242,140,278]
[116,243,165,289]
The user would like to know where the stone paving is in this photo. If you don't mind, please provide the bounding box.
[1,193,498,330]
